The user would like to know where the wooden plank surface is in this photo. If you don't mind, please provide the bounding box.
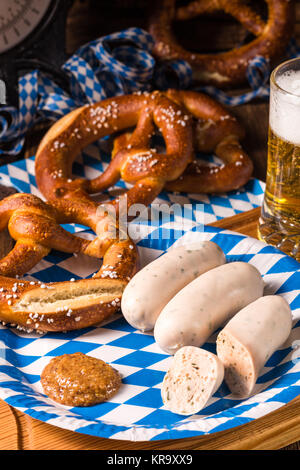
[0,0,299,451]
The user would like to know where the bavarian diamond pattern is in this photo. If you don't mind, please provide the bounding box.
[0,223,298,441]
[0,140,265,229]
[0,153,299,441]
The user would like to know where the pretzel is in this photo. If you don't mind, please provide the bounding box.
[113,90,253,193]
[149,0,294,87]
[15,92,192,331]
[35,91,194,219]
[0,193,138,332]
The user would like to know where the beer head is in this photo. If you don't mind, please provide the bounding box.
[270,59,300,145]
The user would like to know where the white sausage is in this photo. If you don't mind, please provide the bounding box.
[154,262,264,354]
[216,295,292,398]
[161,346,224,415]
[121,241,226,331]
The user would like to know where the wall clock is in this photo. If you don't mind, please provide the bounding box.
[0,0,73,107]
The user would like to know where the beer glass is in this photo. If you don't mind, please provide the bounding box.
[258,58,300,261]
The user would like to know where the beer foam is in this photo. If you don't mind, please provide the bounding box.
[270,69,300,145]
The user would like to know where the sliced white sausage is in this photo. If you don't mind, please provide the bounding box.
[161,346,224,415]
[216,295,292,398]
[154,261,264,354]
[121,241,225,331]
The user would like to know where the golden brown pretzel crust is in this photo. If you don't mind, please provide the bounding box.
[149,0,294,87]
[165,90,253,193]
[35,91,194,221]
[0,193,138,332]
[113,89,253,193]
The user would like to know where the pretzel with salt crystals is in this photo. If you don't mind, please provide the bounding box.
[35,91,194,217]
[113,89,253,193]
[0,193,138,332]
[5,91,192,331]
[149,0,293,87]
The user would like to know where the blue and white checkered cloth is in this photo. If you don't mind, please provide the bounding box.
[1,27,300,155]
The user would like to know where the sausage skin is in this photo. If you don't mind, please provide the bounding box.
[161,346,224,415]
[154,262,264,354]
[216,295,292,398]
[121,241,226,331]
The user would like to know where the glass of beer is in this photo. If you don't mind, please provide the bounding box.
[258,58,300,261]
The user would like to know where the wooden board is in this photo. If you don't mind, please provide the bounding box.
[0,207,300,450]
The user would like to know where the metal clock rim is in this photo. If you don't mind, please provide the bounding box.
[0,0,72,59]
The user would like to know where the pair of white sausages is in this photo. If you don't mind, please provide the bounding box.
[121,241,292,414]
[122,242,264,348]
[121,241,226,332]
[154,260,264,354]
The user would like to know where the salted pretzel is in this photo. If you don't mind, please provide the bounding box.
[0,193,138,332]
[35,91,194,220]
[113,89,253,193]
[149,0,293,87]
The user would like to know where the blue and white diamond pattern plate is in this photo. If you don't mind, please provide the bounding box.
[0,145,299,441]
[0,140,265,229]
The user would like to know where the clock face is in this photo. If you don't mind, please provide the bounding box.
[0,0,52,54]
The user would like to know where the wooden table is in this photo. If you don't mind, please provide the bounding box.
[0,0,299,451]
